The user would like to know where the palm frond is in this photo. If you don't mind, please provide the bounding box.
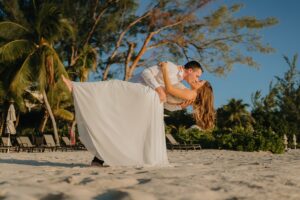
[11,94,27,113]
[52,79,71,101]
[47,78,71,108]
[37,47,47,92]
[0,21,30,40]
[35,3,74,43]
[0,81,6,102]
[9,53,35,97]
[49,45,68,80]
[53,108,74,121]
[59,18,75,41]
[0,0,31,28]
[0,39,35,62]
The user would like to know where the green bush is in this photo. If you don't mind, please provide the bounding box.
[168,126,285,154]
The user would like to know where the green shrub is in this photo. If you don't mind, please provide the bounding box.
[168,126,285,154]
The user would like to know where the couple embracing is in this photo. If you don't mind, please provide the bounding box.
[62,60,215,167]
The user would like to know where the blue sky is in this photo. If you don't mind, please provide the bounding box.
[91,0,300,110]
[137,0,300,109]
[136,0,300,109]
[203,0,300,109]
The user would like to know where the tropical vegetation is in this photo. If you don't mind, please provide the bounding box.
[0,0,297,152]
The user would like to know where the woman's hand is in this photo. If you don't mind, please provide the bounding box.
[179,100,194,109]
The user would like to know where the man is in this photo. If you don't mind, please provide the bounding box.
[130,60,204,111]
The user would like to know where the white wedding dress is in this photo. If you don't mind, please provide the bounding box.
[72,80,169,167]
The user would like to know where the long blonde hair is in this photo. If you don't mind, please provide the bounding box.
[192,81,215,130]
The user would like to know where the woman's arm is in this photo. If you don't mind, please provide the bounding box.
[160,62,196,101]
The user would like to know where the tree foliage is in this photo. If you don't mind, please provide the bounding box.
[216,98,254,130]
[0,0,73,144]
[251,54,300,140]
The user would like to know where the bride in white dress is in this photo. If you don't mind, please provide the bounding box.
[61,64,214,167]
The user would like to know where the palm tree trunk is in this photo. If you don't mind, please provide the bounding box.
[39,110,49,133]
[15,111,20,128]
[0,112,4,135]
[70,119,77,145]
[42,89,60,146]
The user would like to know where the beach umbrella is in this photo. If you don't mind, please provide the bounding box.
[5,102,16,152]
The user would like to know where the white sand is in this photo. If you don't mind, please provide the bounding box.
[0,150,300,200]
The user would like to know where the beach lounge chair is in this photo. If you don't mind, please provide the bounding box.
[61,136,75,151]
[16,136,44,152]
[43,134,63,151]
[0,137,9,153]
[77,137,87,150]
[1,137,18,152]
[61,136,87,151]
[165,133,201,150]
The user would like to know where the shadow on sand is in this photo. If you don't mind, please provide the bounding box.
[0,159,88,168]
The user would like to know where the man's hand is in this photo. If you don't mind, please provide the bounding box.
[179,100,193,109]
[155,86,167,102]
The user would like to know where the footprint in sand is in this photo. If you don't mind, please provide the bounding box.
[93,190,129,200]
[137,179,151,185]
[0,181,8,185]
[94,189,156,200]
[78,177,95,185]
[135,171,149,174]
[40,192,68,200]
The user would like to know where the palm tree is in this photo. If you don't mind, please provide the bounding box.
[0,2,73,145]
[217,98,255,130]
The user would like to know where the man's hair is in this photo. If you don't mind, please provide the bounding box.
[184,61,203,73]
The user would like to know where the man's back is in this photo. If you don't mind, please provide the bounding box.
[129,61,183,89]
[129,61,185,111]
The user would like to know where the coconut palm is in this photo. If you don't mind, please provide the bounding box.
[217,98,255,130]
[0,2,73,145]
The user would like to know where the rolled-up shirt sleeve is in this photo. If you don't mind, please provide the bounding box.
[141,67,160,90]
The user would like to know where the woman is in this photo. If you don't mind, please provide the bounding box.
[62,75,168,167]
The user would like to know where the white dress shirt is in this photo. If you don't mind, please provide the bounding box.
[130,61,185,111]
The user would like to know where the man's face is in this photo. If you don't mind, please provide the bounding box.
[185,68,202,85]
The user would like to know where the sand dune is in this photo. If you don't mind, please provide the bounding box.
[0,150,300,200]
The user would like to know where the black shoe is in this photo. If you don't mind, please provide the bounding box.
[91,156,104,167]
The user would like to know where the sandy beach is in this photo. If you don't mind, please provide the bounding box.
[0,150,300,200]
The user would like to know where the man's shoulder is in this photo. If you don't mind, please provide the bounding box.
[166,61,178,68]
[166,61,180,74]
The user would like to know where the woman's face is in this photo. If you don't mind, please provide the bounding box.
[191,80,206,90]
